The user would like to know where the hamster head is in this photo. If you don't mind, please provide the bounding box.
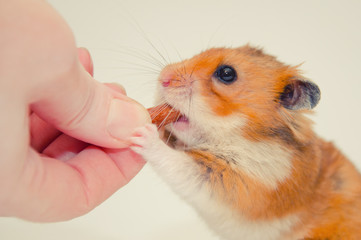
[156,45,320,146]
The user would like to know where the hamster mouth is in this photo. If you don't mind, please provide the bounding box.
[176,115,189,122]
[172,114,190,131]
[147,103,191,133]
[148,103,189,129]
[148,104,180,126]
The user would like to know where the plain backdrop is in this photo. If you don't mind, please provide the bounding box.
[1,0,360,239]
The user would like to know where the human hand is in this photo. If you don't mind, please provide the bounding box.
[0,0,150,222]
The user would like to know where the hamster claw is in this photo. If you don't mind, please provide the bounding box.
[130,124,160,156]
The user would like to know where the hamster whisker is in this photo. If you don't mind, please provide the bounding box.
[156,37,173,67]
[169,41,184,64]
[159,78,183,83]
[171,61,188,82]
[124,15,171,67]
[165,63,184,82]
[149,102,170,122]
[143,36,170,67]
[189,61,201,80]
[110,56,163,72]
[176,59,187,80]
[176,67,188,83]
[157,104,177,129]
[107,65,161,75]
[165,111,182,146]
[92,47,166,70]
[165,130,174,146]
[184,94,193,151]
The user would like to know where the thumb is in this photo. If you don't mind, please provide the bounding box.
[31,54,150,149]
[77,47,94,77]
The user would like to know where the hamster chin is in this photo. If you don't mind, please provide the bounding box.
[164,114,206,148]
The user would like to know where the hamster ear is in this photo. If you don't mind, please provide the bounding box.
[280,78,321,110]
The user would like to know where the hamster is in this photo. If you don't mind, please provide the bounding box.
[130,45,361,240]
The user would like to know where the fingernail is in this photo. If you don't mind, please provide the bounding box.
[78,47,94,76]
[107,99,151,142]
[105,82,127,95]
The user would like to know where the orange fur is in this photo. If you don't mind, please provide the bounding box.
[185,125,361,239]
[157,45,361,239]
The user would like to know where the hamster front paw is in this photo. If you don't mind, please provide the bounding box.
[130,123,164,159]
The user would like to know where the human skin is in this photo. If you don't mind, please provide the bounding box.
[0,0,150,222]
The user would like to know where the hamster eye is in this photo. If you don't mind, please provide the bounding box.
[214,65,237,84]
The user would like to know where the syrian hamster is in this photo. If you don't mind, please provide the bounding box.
[131,45,361,240]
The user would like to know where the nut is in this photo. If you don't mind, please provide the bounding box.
[147,104,181,127]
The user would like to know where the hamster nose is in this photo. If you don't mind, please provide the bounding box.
[160,72,174,87]
[160,70,190,88]
[162,79,170,87]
